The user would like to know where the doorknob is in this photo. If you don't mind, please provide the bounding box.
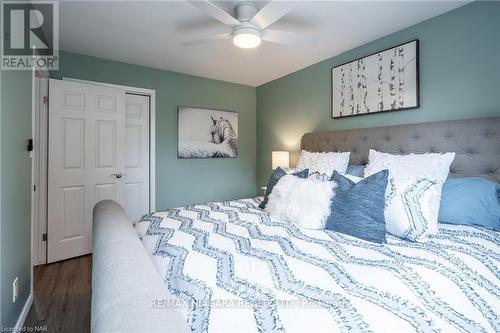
[111,173,123,179]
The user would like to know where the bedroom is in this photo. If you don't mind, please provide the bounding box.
[0,0,499,332]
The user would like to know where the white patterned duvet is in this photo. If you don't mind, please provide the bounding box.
[134,198,499,333]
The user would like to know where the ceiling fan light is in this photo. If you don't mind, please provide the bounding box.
[233,27,261,49]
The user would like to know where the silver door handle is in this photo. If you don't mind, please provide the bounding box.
[111,173,123,179]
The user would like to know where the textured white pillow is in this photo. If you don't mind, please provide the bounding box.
[345,174,441,241]
[365,149,454,239]
[296,150,350,176]
[385,178,442,241]
[364,149,455,182]
[265,175,335,229]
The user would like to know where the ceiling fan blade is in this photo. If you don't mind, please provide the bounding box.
[261,29,310,45]
[180,33,232,46]
[187,0,240,27]
[250,1,296,29]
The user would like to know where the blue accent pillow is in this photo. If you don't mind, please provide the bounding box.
[438,177,500,231]
[346,165,365,178]
[325,170,388,243]
[259,167,309,209]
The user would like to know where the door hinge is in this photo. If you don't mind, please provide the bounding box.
[42,233,47,242]
[27,139,33,152]
[43,96,48,105]
[33,185,36,191]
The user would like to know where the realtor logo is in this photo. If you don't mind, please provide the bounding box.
[1,1,59,70]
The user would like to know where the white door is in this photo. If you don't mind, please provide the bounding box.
[124,94,150,221]
[47,79,150,263]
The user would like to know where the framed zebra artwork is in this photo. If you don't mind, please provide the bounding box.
[331,39,419,118]
[178,106,238,158]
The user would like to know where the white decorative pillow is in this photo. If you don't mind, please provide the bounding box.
[364,149,455,182]
[297,150,350,177]
[365,149,455,239]
[385,178,442,241]
[265,175,335,229]
[344,174,442,241]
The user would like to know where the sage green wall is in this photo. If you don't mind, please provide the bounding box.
[0,49,256,327]
[1,1,498,327]
[0,70,32,328]
[256,1,500,187]
[54,51,257,209]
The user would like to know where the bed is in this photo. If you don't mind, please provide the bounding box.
[92,117,500,333]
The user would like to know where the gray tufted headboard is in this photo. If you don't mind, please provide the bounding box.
[301,117,500,182]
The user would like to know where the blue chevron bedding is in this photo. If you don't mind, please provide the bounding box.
[134,198,500,333]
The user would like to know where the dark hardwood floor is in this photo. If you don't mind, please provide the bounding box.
[24,255,91,333]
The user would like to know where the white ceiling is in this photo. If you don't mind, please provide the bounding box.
[59,1,468,87]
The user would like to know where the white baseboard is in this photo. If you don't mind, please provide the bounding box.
[14,293,33,330]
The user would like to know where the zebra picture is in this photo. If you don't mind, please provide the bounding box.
[332,40,419,118]
[178,106,238,158]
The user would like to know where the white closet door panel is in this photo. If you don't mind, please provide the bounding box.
[95,183,117,202]
[48,79,126,263]
[124,94,150,221]
[124,182,142,221]
[95,95,116,113]
[60,185,85,240]
[62,90,85,110]
[62,118,85,169]
[125,125,141,168]
[96,120,116,168]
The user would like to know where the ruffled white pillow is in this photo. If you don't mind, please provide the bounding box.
[384,178,442,241]
[265,175,335,229]
[364,150,455,240]
[297,150,350,176]
[364,150,455,183]
[346,174,443,241]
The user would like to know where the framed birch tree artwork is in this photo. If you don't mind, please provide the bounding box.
[331,39,419,118]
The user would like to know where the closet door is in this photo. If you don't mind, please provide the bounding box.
[47,79,126,263]
[124,94,150,221]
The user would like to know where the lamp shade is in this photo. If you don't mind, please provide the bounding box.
[272,151,289,169]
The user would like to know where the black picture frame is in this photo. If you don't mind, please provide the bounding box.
[330,39,420,119]
[177,106,239,159]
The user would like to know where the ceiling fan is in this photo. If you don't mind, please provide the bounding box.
[183,0,305,49]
